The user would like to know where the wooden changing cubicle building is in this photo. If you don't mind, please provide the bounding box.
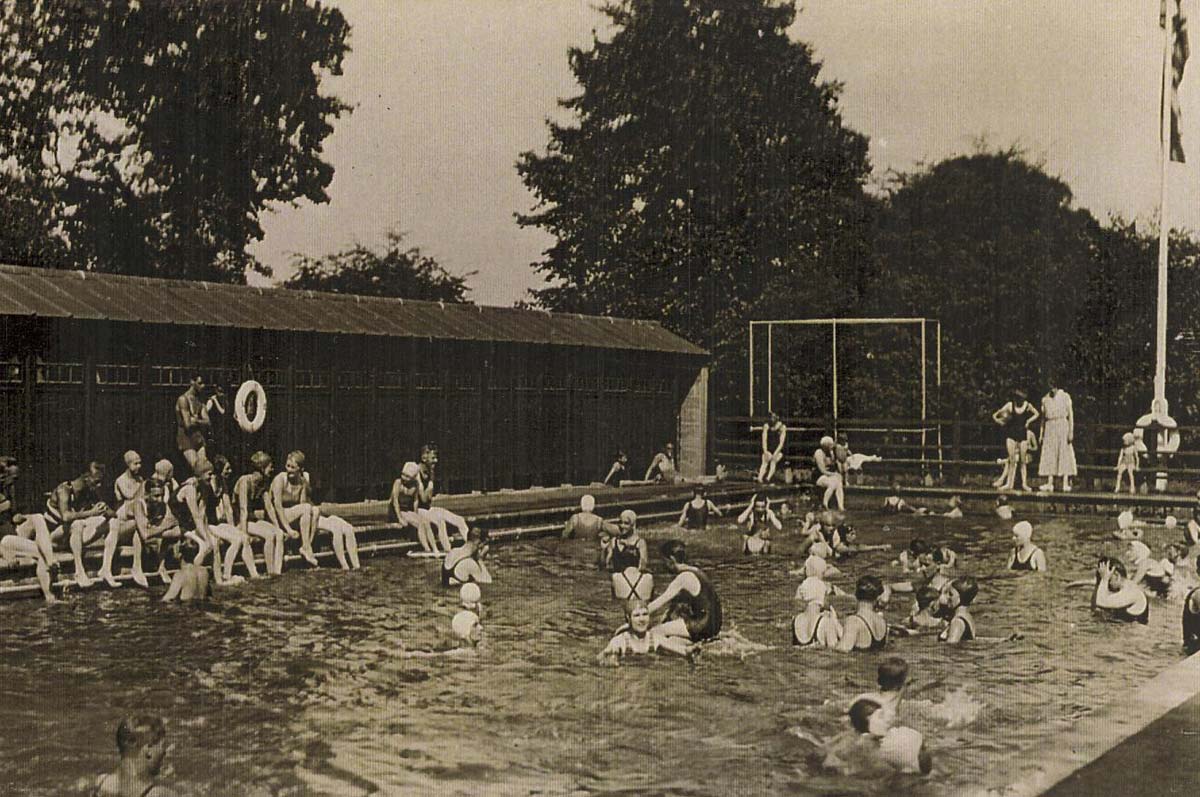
[0,264,709,507]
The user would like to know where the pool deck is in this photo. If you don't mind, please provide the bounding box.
[971,650,1200,796]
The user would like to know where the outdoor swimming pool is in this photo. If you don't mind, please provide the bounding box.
[0,507,1191,796]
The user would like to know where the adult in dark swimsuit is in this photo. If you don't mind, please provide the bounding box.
[678,485,722,531]
[175,374,211,474]
[0,456,59,602]
[1183,557,1200,653]
[992,390,1039,491]
[442,527,492,586]
[835,575,890,652]
[605,510,653,601]
[938,577,978,643]
[1007,521,1047,572]
[646,540,722,643]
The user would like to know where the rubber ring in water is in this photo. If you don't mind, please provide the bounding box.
[234,380,267,433]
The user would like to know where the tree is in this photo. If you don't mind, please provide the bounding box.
[516,0,871,361]
[867,149,1102,418]
[0,0,350,282]
[283,231,474,303]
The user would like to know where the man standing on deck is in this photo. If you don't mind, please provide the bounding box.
[175,375,211,473]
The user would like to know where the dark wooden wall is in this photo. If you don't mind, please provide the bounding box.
[0,317,702,507]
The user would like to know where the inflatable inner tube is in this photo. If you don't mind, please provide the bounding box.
[234,380,267,433]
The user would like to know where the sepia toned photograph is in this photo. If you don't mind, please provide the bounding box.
[1,1,1199,795]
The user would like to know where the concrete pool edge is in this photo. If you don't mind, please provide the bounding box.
[970,648,1200,796]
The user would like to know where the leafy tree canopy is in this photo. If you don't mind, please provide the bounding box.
[517,0,871,355]
[283,230,474,303]
[0,0,351,282]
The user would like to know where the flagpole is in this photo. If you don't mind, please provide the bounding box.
[1155,1,1173,414]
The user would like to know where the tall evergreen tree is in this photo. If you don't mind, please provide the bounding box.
[516,0,871,357]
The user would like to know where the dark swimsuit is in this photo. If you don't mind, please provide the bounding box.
[1184,588,1200,653]
[1109,593,1150,625]
[666,567,722,642]
[846,613,888,650]
[683,501,710,530]
[608,539,642,572]
[1010,546,1042,571]
[1004,402,1033,443]
[793,610,833,647]
[441,552,478,587]
[1142,572,1172,598]
[940,613,976,641]
[0,487,14,538]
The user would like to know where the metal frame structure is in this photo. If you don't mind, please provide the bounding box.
[748,317,942,468]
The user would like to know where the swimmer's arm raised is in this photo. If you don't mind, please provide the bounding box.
[737,498,754,525]
[768,511,782,531]
[646,573,693,614]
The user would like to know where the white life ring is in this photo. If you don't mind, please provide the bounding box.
[234,380,267,433]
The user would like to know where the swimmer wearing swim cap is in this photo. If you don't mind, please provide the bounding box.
[605,510,652,601]
[1007,521,1047,572]
[451,608,483,646]
[600,599,694,660]
[442,527,492,587]
[562,494,611,541]
[792,571,843,648]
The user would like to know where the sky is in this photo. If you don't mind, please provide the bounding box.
[248,1,1200,306]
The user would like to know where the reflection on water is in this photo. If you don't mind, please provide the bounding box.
[0,511,1189,796]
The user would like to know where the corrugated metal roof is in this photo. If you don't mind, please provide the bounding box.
[0,264,707,356]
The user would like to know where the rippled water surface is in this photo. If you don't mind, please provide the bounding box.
[0,508,1191,796]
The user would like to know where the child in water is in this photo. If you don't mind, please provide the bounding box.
[792,571,843,648]
[942,496,964,519]
[1115,431,1139,494]
[830,525,891,560]
[994,495,1013,520]
[92,716,173,797]
[883,481,928,515]
[809,697,933,776]
[904,585,945,633]
[1092,557,1150,624]
[601,599,695,660]
[452,583,485,648]
[852,658,910,727]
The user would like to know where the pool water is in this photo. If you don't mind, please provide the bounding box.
[0,508,1191,796]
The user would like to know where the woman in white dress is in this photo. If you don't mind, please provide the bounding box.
[1038,384,1077,492]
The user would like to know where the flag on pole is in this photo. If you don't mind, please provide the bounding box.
[1162,0,1190,162]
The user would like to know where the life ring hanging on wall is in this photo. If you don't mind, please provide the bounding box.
[234,380,267,433]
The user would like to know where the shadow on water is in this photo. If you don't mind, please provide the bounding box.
[0,511,1190,795]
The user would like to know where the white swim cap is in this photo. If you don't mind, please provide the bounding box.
[798,576,828,604]
[459,582,481,605]
[1127,539,1151,565]
[451,609,481,640]
[1012,521,1033,542]
[804,553,828,577]
[580,494,595,513]
[1117,510,1133,530]
[620,509,637,525]
[401,461,420,479]
[1166,515,1178,529]
[809,540,833,561]
[820,436,835,448]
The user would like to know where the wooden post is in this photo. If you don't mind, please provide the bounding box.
[952,420,963,485]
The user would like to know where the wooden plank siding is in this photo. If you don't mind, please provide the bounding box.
[0,316,704,508]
